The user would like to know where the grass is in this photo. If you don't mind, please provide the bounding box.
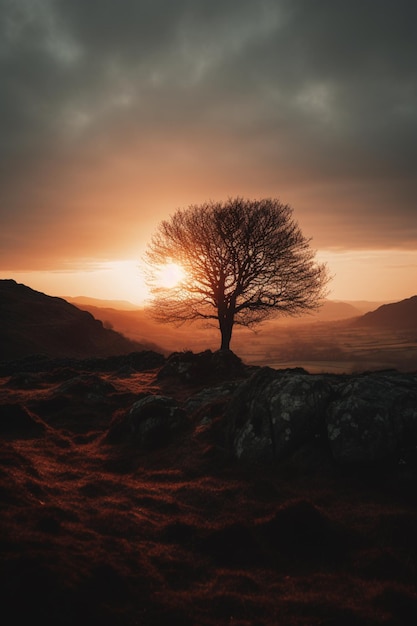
[1,363,417,625]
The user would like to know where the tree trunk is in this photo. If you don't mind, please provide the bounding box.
[219,316,233,351]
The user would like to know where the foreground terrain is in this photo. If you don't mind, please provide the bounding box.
[1,353,417,625]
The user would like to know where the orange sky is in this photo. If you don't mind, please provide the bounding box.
[1,1,416,306]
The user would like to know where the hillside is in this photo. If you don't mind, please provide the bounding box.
[65,295,417,372]
[64,302,218,355]
[1,351,417,625]
[67,296,365,321]
[65,295,141,310]
[353,295,417,329]
[310,299,362,320]
[0,280,162,362]
[64,298,367,355]
[2,281,416,371]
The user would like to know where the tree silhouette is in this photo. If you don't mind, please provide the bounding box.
[144,197,330,351]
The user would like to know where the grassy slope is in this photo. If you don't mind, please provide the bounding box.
[1,364,417,625]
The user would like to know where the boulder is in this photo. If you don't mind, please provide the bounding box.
[108,395,188,448]
[185,381,241,416]
[157,349,247,384]
[222,366,417,466]
[225,367,333,461]
[326,371,417,465]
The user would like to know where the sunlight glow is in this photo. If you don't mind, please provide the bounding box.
[156,262,186,289]
[316,249,417,301]
[2,248,415,309]
[0,260,149,306]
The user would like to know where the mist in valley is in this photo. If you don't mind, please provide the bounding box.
[67,298,417,374]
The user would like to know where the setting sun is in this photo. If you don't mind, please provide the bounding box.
[156,262,186,289]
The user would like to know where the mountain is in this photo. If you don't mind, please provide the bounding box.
[66,295,383,318]
[259,298,364,326]
[0,280,161,362]
[65,295,140,310]
[308,299,363,321]
[341,300,389,314]
[65,302,211,354]
[353,295,417,329]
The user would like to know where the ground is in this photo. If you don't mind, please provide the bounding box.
[1,363,417,625]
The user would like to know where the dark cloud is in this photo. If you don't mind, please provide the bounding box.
[1,0,416,270]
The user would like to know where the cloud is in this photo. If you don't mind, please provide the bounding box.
[1,0,416,270]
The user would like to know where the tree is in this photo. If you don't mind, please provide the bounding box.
[144,197,330,351]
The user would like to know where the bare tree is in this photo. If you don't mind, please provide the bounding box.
[144,197,330,351]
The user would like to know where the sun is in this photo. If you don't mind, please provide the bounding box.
[156,262,186,289]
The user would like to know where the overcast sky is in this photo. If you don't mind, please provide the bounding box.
[1,0,416,300]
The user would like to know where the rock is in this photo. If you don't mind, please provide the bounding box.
[108,394,188,448]
[157,349,247,384]
[326,371,417,465]
[222,366,417,467]
[185,381,241,415]
[225,367,332,461]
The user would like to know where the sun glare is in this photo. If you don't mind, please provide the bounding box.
[156,262,186,289]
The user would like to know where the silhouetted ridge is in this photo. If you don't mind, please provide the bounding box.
[0,279,158,361]
[353,295,417,329]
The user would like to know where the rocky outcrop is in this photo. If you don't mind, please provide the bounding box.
[325,371,417,465]
[157,349,247,384]
[225,368,333,462]
[224,367,417,466]
[185,381,242,415]
[107,394,188,448]
[2,341,416,467]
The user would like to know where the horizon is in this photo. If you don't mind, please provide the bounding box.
[0,257,415,308]
[1,1,416,304]
[1,276,413,312]
[2,275,416,374]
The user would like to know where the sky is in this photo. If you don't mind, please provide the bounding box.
[1,0,416,305]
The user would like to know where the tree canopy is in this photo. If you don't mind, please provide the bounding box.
[144,197,330,351]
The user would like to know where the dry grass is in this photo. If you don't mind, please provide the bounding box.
[1,366,417,625]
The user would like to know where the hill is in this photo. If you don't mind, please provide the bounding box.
[67,295,365,320]
[342,299,389,314]
[0,279,162,362]
[281,298,363,323]
[65,296,417,372]
[353,295,417,329]
[65,298,367,355]
[65,295,141,310]
[63,302,218,354]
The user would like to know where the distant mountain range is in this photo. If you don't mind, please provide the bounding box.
[1,279,416,363]
[65,295,383,319]
[0,280,161,362]
[65,295,141,311]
